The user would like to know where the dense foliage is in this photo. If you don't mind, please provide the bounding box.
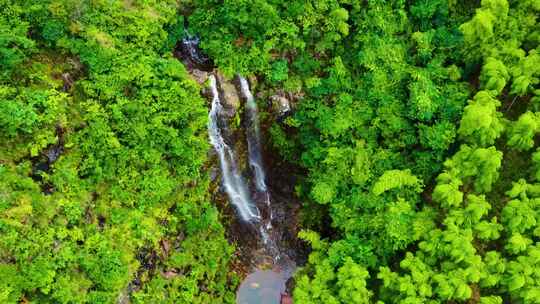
[2,0,539,303]
[188,0,540,303]
[1,1,234,303]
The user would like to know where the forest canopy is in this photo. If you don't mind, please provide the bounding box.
[1,0,539,303]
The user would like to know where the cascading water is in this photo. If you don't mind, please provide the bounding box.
[179,35,297,304]
[209,75,294,304]
[208,75,261,222]
[238,76,276,247]
[178,33,213,71]
[239,76,268,193]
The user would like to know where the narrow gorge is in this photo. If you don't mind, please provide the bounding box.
[178,36,302,304]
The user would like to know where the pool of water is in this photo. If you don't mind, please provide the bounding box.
[236,270,287,304]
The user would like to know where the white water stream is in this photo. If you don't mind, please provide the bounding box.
[208,75,261,222]
[181,36,295,304]
[239,76,276,241]
[239,76,268,193]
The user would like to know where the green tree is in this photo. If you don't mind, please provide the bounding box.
[458,91,505,146]
[507,111,540,151]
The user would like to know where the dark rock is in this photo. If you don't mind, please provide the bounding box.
[98,215,106,229]
[210,167,219,182]
[175,36,214,71]
[281,294,293,304]
[270,94,291,117]
[45,144,63,163]
[61,73,74,91]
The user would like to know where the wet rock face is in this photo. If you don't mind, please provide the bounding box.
[174,36,212,85]
[216,73,241,118]
[61,73,74,91]
[30,125,65,194]
[177,34,304,302]
[176,36,214,71]
[45,144,63,163]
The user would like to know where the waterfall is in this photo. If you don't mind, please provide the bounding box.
[209,74,276,248]
[180,35,205,66]
[208,75,261,222]
[238,77,274,221]
[239,76,267,193]
[179,33,212,70]
[181,36,296,304]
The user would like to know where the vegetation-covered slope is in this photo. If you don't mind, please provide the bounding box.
[188,0,540,303]
[1,1,234,303]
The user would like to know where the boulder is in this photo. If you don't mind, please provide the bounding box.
[270,94,291,117]
[190,68,208,85]
[216,72,240,116]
